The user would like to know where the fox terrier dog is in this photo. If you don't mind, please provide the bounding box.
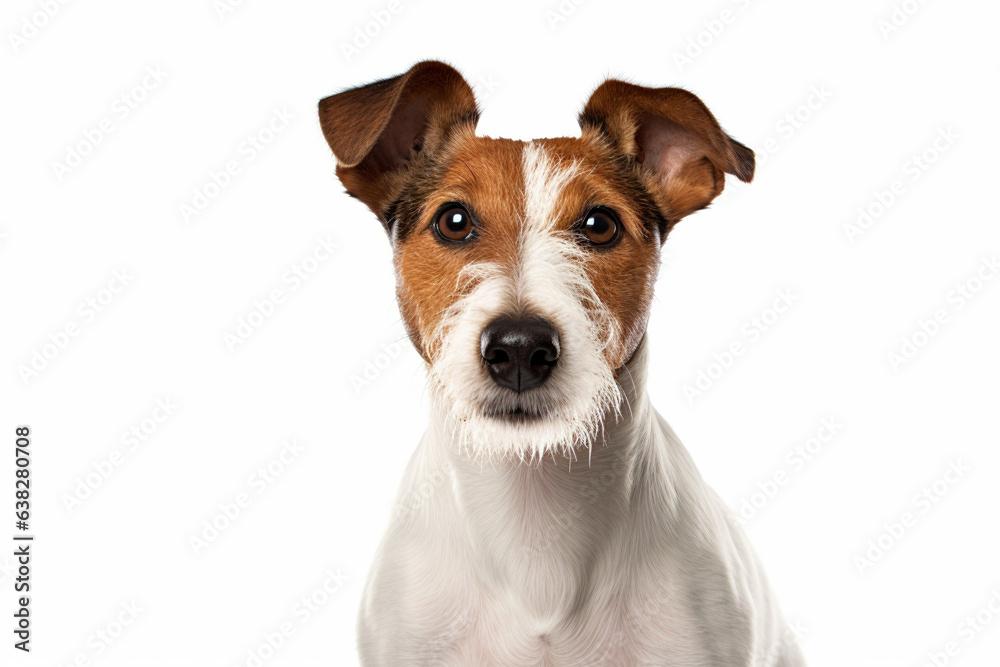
[319,61,805,666]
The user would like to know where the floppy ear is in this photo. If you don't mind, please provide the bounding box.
[318,60,479,228]
[580,79,754,227]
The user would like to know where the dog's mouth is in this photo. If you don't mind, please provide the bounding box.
[479,401,551,423]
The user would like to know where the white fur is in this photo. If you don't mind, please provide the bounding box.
[359,144,806,665]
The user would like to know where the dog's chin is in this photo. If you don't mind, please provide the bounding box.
[431,385,620,463]
[466,410,592,462]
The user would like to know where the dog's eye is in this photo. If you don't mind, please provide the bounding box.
[435,205,474,241]
[581,208,620,246]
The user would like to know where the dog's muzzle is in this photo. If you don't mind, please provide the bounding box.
[480,316,560,392]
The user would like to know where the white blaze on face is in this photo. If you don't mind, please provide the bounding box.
[428,143,623,462]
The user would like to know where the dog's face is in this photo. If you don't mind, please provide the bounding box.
[319,62,753,460]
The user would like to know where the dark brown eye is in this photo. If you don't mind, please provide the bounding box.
[581,208,620,245]
[435,205,474,241]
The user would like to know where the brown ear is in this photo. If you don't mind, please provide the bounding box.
[580,79,754,226]
[318,60,479,226]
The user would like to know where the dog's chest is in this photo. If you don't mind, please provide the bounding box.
[369,437,719,665]
[410,544,709,667]
[424,578,707,666]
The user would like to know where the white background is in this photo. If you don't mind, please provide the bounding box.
[2,0,999,665]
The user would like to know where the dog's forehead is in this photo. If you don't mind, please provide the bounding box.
[442,133,607,189]
[425,132,637,229]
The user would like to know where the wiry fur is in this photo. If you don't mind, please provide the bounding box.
[427,144,623,462]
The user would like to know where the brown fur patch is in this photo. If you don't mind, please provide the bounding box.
[392,128,527,361]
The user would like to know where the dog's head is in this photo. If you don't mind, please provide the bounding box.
[319,61,753,460]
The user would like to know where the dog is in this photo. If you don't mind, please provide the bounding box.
[319,61,806,666]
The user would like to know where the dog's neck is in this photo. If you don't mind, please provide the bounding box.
[427,338,655,618]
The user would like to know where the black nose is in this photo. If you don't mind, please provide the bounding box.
[480,317,560,392]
